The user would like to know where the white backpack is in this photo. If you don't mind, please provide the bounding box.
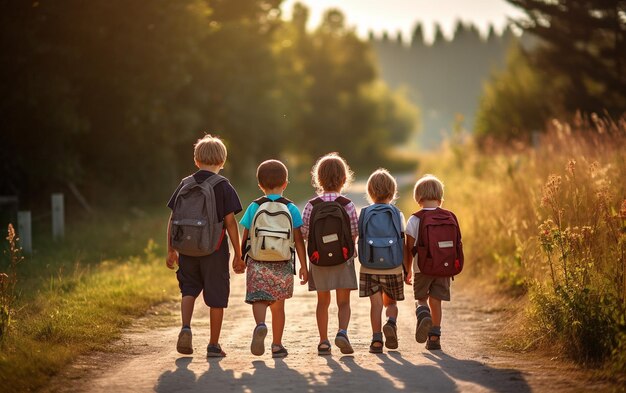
[246,197,294,262]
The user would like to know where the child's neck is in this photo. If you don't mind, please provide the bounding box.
[420,200,441,209]
[197,164,221,173]
[263,187,284,196]
[323,188,342,194]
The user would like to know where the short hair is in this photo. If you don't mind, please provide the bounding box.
[413,174,444,203]
[311,153,354,194]
[194,134,227,166]
[367,168,397,203]
[257,159,288,190]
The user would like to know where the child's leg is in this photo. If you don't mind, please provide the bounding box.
[428,296,442,328]
[181,295,195,327]
[316,291,331,343]
[369,292,383,333]
[269,299,285,346]
[252,301,269,325]
[383,293,398,320]
[336,288,351,331]
[209,307,224,345]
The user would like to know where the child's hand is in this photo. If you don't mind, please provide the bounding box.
[404,271,412,285]
[233,255,246,274]
[166,249,178,270]
[299,266,308,285]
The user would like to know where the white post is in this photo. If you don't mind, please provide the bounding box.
[17,211,32,254]
[52,193,65,241]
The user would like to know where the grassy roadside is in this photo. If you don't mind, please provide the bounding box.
[408,118,625,381]
[0,208,179,392]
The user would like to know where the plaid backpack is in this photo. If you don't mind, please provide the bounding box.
[170,175,226,257]
[411,208,464,277]
[358,204,404,269]
[307,196,355,266]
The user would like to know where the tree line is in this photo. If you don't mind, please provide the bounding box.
[370,21,528,147]
[0,1,418,206]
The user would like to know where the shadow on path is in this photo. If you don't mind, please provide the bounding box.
[422,351,531,393]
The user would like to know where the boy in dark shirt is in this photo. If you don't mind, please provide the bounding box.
[166,134,245,357]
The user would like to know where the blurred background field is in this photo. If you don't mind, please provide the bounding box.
[0,0,625,390]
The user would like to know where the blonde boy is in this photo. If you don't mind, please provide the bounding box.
[166,134,245,357]
[358,169,405,353]
[403,174,454,350]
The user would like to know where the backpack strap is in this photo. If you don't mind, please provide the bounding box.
[203,174,227,188]
[309,197,324,206]
[253,196,271,205]
[335,196,351,206]
[254,196,292,206]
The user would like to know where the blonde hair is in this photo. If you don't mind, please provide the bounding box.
[367,168,397,203]
[413,174,444,203]
[257,159,288,190]
[311,153,354,194]
[194,134,227,166]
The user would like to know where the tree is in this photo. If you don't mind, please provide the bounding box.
[507,0,626,115]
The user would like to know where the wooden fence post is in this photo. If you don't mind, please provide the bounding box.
[17,211,32,254]
[52,193,65,241]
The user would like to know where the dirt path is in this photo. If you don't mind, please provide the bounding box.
[46,271,610,393]
[45,181,611,392]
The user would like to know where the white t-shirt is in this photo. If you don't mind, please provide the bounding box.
[359,211,406,275]
[405,207,439,273]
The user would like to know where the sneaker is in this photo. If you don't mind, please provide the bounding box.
[207,343,226,357]
[426,334,441,350]
[251,323,268,356]
[383,321,398,349]
[176,328,193,355]
[334,331,354,354]
[415,306,432,343]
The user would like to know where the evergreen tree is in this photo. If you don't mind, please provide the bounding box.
[507,0,626,114]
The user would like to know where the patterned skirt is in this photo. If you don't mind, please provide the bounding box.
[245,256,294,304]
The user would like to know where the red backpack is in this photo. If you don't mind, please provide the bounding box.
[411,208,463,277]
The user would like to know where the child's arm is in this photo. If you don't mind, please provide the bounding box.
[404,234,415,285]
[294,228,308,285]
[241,228,249,259]
[166,213,178,270]
[224,212,245,274]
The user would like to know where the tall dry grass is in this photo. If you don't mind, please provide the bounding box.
[411,115,625,376]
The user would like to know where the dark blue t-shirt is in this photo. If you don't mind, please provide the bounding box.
[167,170,242,222]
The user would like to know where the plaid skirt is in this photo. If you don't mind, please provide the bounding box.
[359,272,405,300]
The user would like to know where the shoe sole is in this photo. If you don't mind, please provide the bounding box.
[334,335,354,354]
[383,324,398,349]
[415,316,432,343]
[272,351,288,358]
[176,331,193,355]
[369,345,383,354]
[251,325,268,356]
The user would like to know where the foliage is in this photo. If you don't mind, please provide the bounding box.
[372,21,520,148]
[0,210,178,391]
[0,224,23,342]
[474,43,555,142]
[477,0,626,142]
[414,115,626,375]
[0,1,418,206]
[507,0,626,115]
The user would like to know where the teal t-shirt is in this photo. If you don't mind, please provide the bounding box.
[239,194,303,229]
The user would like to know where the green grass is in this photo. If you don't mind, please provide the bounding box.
[0,207,179,391]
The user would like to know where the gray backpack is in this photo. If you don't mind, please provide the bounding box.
[170,175,226,257]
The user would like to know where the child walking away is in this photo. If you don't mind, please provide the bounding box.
[166,134,245,358]
[302,153,358,356]
[240,160,308,358]
[358,169,405,353]
[403,174,463,351]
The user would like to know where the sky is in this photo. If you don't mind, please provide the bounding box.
[281,0,526,43]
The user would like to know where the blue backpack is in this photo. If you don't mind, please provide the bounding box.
[357,204,404,269]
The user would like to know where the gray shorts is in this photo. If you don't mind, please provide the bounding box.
[177,239,230,308]
[413,273,451,301]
